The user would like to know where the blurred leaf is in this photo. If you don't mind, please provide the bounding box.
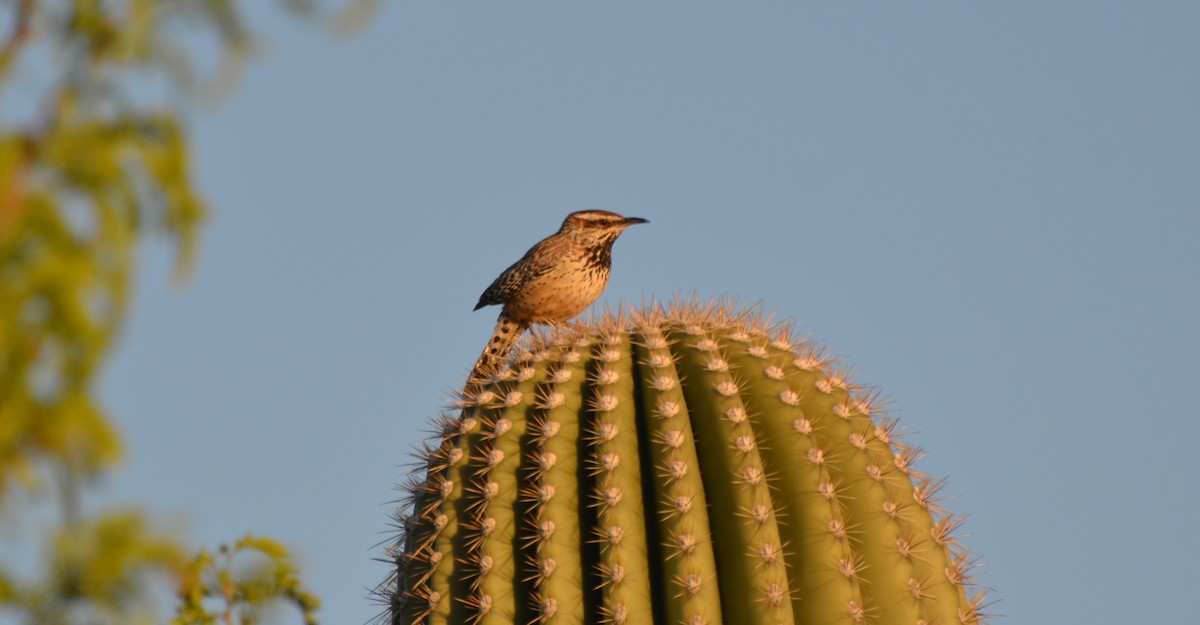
[329,0,382,38]
[0,510,185,625]
[49,511,186,607]
[0,568,18,602]
[174,536,321,625]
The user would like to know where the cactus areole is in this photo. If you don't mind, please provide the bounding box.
[383,302,987,625]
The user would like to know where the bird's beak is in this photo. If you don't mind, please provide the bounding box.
[623,217,649,225]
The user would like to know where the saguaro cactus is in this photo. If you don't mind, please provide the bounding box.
[382,302,987,625]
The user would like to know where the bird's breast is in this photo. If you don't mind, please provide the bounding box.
[503,262,610,324]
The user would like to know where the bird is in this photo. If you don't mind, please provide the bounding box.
[470,209,648,381]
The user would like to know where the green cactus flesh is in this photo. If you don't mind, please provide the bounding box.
[386,304,986,625]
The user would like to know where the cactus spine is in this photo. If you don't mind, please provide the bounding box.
[384,303,987,625]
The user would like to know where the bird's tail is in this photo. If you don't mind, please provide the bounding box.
[470,313,528,383]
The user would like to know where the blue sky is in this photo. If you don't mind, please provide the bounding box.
[99,3,1198,624]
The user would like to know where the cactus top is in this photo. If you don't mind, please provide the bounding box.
[381,299,989,625]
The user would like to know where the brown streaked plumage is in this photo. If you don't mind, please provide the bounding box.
[470,210,648,381]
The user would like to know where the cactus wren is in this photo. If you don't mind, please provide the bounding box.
[470,209,648,380]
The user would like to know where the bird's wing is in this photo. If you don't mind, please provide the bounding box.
[474,245,557,310]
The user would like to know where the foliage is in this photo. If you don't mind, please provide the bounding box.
[0,1,375,624]
[174,536,321,625]
[25,511,184,624]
